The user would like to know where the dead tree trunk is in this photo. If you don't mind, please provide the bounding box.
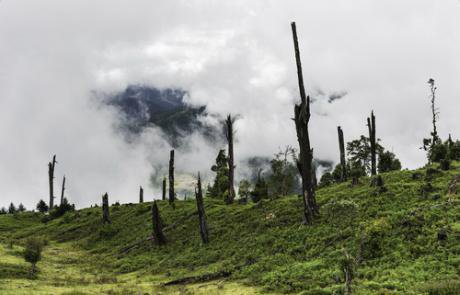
[60,175,66,205]
[48,155,56,210]
[225,114,236,204]
[139,186,144,203]
[338,126,347,181]
[151,201,166,245]
[291,22,317,224]
[102,193,110,224]
[195,172,209,244]
[428,78,438,145]
[169,150,175,207]
[367,111,376,176]
[162,177,166,201]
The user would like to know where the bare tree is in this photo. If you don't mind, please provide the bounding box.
[169,150,175,207]
[367,111,376,176]
[48,155,56,209]
[428,78,439,145]
[139,186,144,203]
[60,175,66,205]
[162,177,166,201]
[102,193,110,224]
[195,172,209,244]
[291,21,317,225]
[151,201,166,245]
[224,114,236,204]
[338,126,347,181]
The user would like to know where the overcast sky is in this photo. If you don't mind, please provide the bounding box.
[1,0,459,209]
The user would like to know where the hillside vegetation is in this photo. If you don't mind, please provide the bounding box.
[1,163,460,294]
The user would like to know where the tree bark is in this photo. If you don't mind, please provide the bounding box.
[102,193,111,224]
[169,150,175,207]
[195,172,209,244]
[162,177,166,201]
[225,115,236,204]
[291,22,317,225]
[60,175,66,205]
[338,126,347,181]
[139,186,144,203]
[151,201,166,246]
[367,111,376,175]
[48,155,56,210]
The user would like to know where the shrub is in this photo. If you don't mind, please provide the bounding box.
[424,280,460,295]
[23,237,45,273]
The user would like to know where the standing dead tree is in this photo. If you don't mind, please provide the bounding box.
[367,111,377,176]
[60,175,66,205]
[195,172,209,244]
[151,201,166,246]
[291,21,317,224]
[139,186,144,203]
[162,177,166,201]
[48,155,57,210]
[102,193,110,224]
[338,126,347,181]
[224,114,236,204]
[428,78,439,145]
[169,150,175,207]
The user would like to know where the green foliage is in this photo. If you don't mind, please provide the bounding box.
[378,151,402,173]
[207,149,229,200]
[36,200,48,213]
[8,203,16,214]
[347,135,383,175]
[424,280,460,295]
[49,198,75,219]
[267,147,300,197]
[250,172,268,202]
[23,237,45,272]
[238,179,251,201]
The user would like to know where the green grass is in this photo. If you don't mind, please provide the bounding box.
[1,162,460,294]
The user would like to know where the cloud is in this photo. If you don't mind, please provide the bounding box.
[1,0,459,209]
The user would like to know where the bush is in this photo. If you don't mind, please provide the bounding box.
[424,280,460,295]
[23,237,45,273]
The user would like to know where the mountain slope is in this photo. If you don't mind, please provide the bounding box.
[1,163,460,294]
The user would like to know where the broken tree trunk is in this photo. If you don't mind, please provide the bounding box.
[60,175,66,205]
[102,193,111,224]
[367,111,376,176]
[291,21,317,225]
[225,114,236,204]
[195,172,209,244]
[139,186,144,203]
[48,155,56,210]
[162,177,166,201]
[151,201,166,246]
[338,126,347,181]
[169,150,175,207]
[163,271,231,286]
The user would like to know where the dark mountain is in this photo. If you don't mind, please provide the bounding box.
[102,85,221,147]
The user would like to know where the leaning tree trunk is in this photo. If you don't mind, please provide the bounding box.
[367,111,376,176]
[338,126,347,181]
[102,193,110,224]
[60,175,66,205]
[225,115,236,204]
[139,186,144,203]
[151,201,166,245]
[48,155,56,210]
[162,177,166,201]
[195,172,209,244]
[169,150,175,207]
[291,22,317,225]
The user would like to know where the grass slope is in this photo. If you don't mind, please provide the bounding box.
[1,163,460,294]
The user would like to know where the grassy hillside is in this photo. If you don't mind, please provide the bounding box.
[1,163,460,294]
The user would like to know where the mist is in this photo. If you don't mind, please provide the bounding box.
[1,0,459,209]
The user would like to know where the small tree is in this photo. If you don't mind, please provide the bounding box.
[8,203,16,214]
[238,180,251,202]
[209,150,229,200]
[18,203,26,212]
[378,151,401,173]
[36,200,49,213]
[251,171,269,203]
[0,207,6,214]
[24,237,44,273]
[267,146,299,197]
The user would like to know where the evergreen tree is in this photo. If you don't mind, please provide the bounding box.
[0,207,6,214]
[378,151,402,173]
[251,171,268,203]
[267,146,299,197]
[209,149,229,200]
[238,179,251,201]
[8,203,16,214]
[36,199,49,213]
[18,203,26,212]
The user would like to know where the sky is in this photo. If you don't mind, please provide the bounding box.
[0,0,459,209]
